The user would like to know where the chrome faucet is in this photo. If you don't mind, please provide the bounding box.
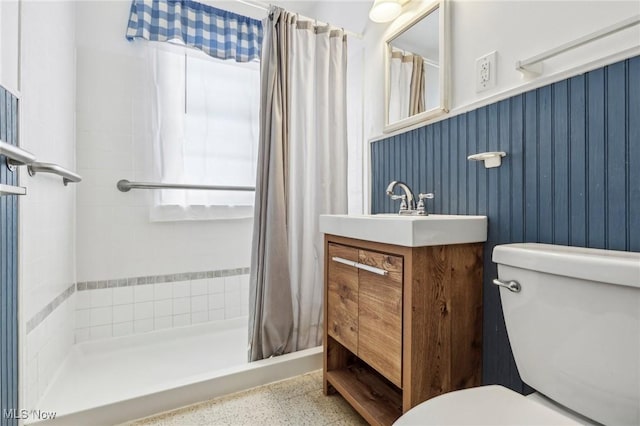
[386,181,416,215]
[416,192,435,215]
[386,181,435,215]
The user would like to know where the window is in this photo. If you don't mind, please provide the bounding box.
[183,54,259,206]
[150,45,260,221]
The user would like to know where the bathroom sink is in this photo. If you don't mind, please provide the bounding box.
[319,214,487,247]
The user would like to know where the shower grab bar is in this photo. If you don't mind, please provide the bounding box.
[117,179,255,193]
[28,162,82,186]
[0,139,37,170]
[516,14,640,75]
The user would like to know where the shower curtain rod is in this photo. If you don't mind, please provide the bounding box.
[236,0,268,11]
[235,0,363,39]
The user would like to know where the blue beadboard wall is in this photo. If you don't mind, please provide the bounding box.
[0,86,19,426]
[371,56,640,393]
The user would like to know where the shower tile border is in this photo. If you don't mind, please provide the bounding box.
[26,283,76,334]
[26,267,250,335]
[75,267,251,291]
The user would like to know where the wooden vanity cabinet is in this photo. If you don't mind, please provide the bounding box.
[356,249,403,387]
[323,234,483,426]
[326,244,359,354]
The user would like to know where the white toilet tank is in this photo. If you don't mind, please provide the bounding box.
[493,243,640,426]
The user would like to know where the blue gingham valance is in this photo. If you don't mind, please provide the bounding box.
[126,0,262,62]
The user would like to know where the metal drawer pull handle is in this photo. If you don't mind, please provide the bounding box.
[332,257,357,268]
[492,278,521,293]
[332,256,388,276]
[356,263,388,276]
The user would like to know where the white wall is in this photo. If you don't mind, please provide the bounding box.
[19,0,77,410]
[74,0,253,283]
[0,0,20,94]
[363,0,640,140]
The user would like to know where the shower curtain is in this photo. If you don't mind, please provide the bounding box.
[389,51,412,122]
[408,56,425,116]
[249,7,348,361]
[389,51,426,122]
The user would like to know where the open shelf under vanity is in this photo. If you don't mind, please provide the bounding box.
[326,351,402,426]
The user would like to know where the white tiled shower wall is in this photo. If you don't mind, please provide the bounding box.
[19,0,77,411]
[74,1,254,284]
[25,295,75,410]
[75,274,250,342]
[73,0,254,345]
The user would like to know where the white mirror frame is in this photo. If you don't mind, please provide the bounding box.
[383,0,450,134]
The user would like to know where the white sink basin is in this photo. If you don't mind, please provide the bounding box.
[319,214,488,247]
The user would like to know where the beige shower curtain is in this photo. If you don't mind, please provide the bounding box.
[249,6,348,361]
[389,50,426,121]
[409,55,425,116]
[248,7,295,361]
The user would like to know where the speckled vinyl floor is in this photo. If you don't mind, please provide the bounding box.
[126,370,368,426]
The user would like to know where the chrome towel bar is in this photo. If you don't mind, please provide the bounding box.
[0,139,37,170]
[28,162,82,186]
[516,14,640,75]
[1,140,81,188]
[117,179,255,193]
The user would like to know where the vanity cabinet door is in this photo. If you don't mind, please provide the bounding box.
[327,244,359,354]
[357,250,403,387]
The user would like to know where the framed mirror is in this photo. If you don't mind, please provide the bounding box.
[384,0,449,133]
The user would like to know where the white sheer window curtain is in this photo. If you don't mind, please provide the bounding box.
[148,45,260,221]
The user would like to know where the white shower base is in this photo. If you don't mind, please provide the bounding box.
[33,318,322,425]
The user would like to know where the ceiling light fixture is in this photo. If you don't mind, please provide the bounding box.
[369,0,402,23]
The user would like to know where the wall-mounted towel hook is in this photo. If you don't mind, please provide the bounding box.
[467,151,506,169]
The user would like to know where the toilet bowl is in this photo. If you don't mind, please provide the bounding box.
[394,385,590,425]
[395,243,640,426]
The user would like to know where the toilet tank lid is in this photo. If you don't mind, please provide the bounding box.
[492,243,640,289]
